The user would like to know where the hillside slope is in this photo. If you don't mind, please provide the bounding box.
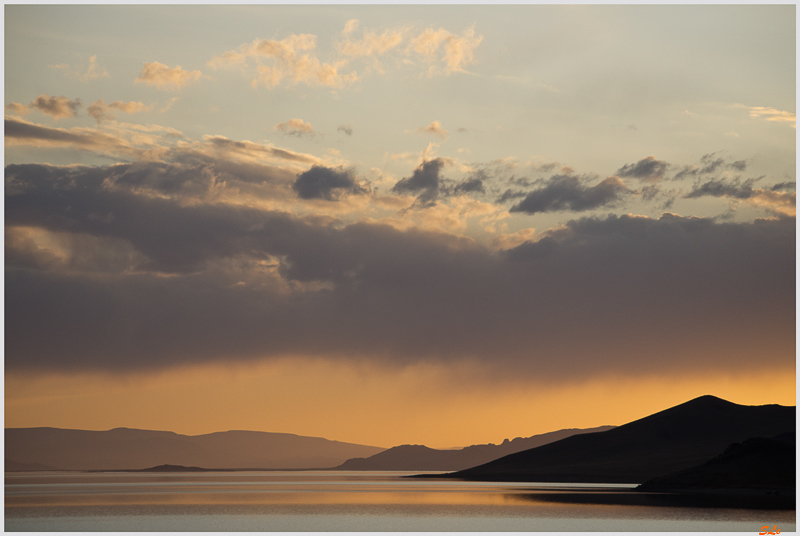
[448,395,795,484]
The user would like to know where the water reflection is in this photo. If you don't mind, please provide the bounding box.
[508,489,796,510]
[5,470,796,532]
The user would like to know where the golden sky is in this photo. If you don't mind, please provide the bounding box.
[6,360,795,449]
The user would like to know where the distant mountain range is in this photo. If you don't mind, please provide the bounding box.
[7,395,794,489]
[4,428,385,471]
[443,395,795,484]
[336,426,615,471]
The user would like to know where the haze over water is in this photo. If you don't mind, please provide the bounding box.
[5,471,795,532]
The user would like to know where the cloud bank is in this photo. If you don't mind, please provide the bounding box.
[5,162,794,382]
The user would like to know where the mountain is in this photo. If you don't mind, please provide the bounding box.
[4,427,385,471]
[637,432,796,491]
[336,426,615,471]
[446,395,795,484]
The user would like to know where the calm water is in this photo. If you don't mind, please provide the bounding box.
[5,470,795,532]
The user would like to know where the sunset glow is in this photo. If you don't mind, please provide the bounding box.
[4,5,795,450]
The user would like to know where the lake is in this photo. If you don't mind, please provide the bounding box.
[5,470,795,532]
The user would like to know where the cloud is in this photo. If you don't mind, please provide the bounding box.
[80,55,109,82]
[135,61,204,90]
[685,177,795,216]
[5,103,31,116]
[21,95,83,119]
[159,97,179,113]
[4,117,142,159]
[454,176,485,195]
[338,23,405,59]
[337,125,353,136]
[771,181,796,191]
[672,154,748,181]
[392,158,447,206]
[416,120,448,139]
[292,165,368,200]
[87,99,150,123]
[342,19,360,35]
[745,105,796,128]
[6,95,83,120]
[685,178,758,200]
[209,34,357,89]
[616,156,668,183]
[4,167,794,383]
[408,25,483,75]
[201,135,319,165]
[497,189,527,204]
[509,174,630,214]
[209,23,482,90]
[275,118,315,137]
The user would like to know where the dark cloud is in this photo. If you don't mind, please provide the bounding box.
[616,156,668,182]
[392,158,446,205]
[684,178,758,199]
[454,176,485,195]
[771,181,796,191]
[5,117,142,158]
[5,164,794,382]
[337,125,353,136]
[730,160,747,171]
[535,162,560,174]
[673,155,749,181]
[683,177,795,216]
[496,189,527,204]
[699,153,726,174]
[509,174,629,214]
[30,94,82,119]
[292,165,367,200]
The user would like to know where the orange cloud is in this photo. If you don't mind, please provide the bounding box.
[408,25,483,75]
[79,55,109,82]
[275,118,315,137]
[416,120,448,139]
[87,99,151,123]
[135,61,204,90]
[748,106,796,128]
[338,23,405,60]
[6,95,82,120]
[209,34,357,89]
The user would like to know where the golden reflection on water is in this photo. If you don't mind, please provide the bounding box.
[5,470,796,532]
[5,471,558,508]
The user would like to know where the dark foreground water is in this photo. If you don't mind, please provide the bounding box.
[5,470,795,532]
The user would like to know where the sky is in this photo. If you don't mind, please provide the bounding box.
[4,5,796,449]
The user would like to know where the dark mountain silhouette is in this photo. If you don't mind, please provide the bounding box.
[444,395,795,484]
[4,427,385,471]
[336,426,615,471]
[638,432,796,491]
